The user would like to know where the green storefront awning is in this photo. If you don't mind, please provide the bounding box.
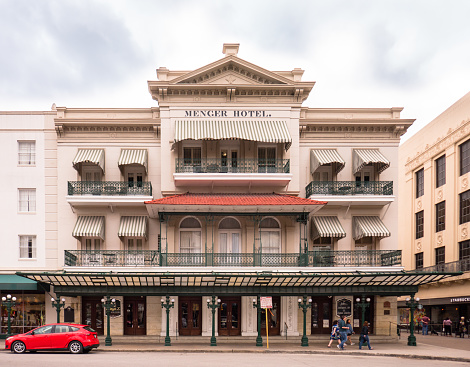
[0,274,46,291]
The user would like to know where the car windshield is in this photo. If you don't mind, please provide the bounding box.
[83,326,96,332]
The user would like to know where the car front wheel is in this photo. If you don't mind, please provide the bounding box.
[12,341,26,354]
[68,341,83,354]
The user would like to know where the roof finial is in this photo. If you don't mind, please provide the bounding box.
[222,43,240,57]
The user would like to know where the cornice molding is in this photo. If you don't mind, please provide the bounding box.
[405,118,470,173]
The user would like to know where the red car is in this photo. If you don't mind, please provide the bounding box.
[5,323,100,354]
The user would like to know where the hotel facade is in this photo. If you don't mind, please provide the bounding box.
[1,44,450,342]
[399,91,470,327]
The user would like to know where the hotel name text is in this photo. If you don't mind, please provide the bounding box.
[185,110,272,118]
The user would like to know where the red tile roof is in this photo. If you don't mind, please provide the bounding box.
[145,193,326,206]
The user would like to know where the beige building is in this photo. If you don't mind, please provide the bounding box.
[399,91,470,329]
[2,44,450,343]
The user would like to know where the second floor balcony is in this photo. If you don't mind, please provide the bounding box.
[306,181,394,206]
[174,158,292,187]
[66,181,153,207]
[64,249,402,268]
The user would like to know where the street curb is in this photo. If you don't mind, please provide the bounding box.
[94,348,470,363]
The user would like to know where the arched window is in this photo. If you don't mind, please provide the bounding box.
[179,217,202,253]
[259,217,281,253]
[218,217,241,253]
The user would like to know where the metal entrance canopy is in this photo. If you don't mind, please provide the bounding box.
[17,270,460,297]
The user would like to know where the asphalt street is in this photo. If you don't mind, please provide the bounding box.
[1,352,469,367]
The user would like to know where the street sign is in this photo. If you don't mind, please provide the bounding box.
[260,296,272,309]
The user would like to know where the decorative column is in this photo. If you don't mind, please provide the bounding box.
[51,297,66,323]
[206,296,221,346]
[405,295,420,346]
[297,296,312,346]
[161,296,175,346]
[252,296,263,347]
[1,294,17,337]
[101,296,116,346]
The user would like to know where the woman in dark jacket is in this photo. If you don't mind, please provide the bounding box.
[359,321,373,350]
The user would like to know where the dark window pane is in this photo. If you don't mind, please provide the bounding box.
[416,169,424,198]
[459,240,470,260]
[436,155,446,188]
[435,247,445,265]
[460,139,470,176]
[415,211,424,239]
[460,190,470,224]
[415,252,423,270]
[436,201,445,232]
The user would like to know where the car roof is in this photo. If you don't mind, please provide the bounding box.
[41,323,88,327]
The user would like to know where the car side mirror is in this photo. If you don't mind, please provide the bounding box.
[31,331,35,335]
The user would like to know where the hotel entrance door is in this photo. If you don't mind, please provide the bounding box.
[82,297,104,335]
[218,297,241,336]
[179,297,202,336]
[311,297,333,334]
[124,297,146,335]
[260,296,280,336]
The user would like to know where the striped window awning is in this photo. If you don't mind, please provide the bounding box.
[353,216,391,240]
[118,216,148,239]
[310,149,345,174]
[118,149,148,172]
[353,149,390,174]
[173,120,292,150]
[311,216,346,240]
[72,216,105,240]
[72,149,105,173]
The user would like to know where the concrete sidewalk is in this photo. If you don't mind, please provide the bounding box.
[97,334,470,363]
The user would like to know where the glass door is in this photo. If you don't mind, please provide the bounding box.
[179,297,202,336]
[218,297,241,336]
[260,296,280,336]
[311,296,332,334]
[124,297,146,335]
[82,297,104,335]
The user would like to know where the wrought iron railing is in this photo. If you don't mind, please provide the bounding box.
[65,249,401,267]
[67,181,152,196]
[305,181,393,197]
[175,158,290,174]
[64,250,159,266]
[416,258,470,273]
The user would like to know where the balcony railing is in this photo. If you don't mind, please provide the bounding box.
[416,258,470,273]
[305,181,393,197]
[175,158,290,174]
[67,181,152,196]
[65,249,401,267]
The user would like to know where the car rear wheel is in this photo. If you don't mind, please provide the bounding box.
[68,341,83,354]
[12,341,26,354]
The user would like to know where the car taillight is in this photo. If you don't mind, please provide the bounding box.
[86,333,91,336]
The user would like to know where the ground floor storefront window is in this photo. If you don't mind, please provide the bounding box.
[0,291,45,334]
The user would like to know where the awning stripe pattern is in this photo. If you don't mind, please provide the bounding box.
[352,149,390,174]
[311,216,346,240]
[310,149,345,174]
[118,149,148,172]
[72,216,105,240]
[72,149,105,172]
[353,216,391,240]
[118,216,148,239]
[174,120,292,149]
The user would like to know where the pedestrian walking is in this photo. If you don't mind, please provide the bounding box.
[358,321,373,350]
[346,318,355,345]
[327,320,340,348]
[458,316,467,338]
[337,315,349,350]
[443,317,452,336]
[421,315,430,335]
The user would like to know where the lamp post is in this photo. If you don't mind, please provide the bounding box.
[1,294,17,337]
[355,296,371,347]
[206,296,221,346]
[405,295,420,346]
[298,296,312,347]
[161,296,174,346]
[252,296,263,347]
[101,296,116,346]
[51,297,66,323]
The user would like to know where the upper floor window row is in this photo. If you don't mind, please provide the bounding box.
[416,168,424,198]
[18,141,35,165]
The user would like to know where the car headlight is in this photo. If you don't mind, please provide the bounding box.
[6,337,13,341]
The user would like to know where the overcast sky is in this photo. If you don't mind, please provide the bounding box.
[1,0,469,141]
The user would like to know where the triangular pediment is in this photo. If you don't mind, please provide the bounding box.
[172,56,293,86]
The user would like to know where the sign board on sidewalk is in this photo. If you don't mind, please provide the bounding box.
[260,296,273,309]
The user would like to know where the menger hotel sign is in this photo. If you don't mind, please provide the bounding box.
[185,110,273,118]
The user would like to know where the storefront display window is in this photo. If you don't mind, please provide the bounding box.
[1,292,45,334]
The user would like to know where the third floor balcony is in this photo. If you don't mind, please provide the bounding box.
[306,180,394,206]
[173,158,292,187]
